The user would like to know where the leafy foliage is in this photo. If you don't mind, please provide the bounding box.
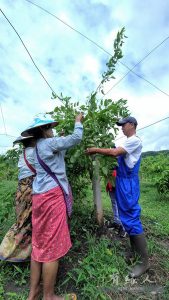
[0,180,17,236]
[49,28,129,198]
[0,176,169,298]
[0,148,21,181]
[100,27,127,92]
[140,153,169,200]
[156,169,169,199]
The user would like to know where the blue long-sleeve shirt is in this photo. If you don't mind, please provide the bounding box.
[18,147,35,180]
[32,122,83,194]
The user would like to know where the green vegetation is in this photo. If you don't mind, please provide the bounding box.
[0,23,168,296]
[0,149,19,182]
[140,152,169,201]
[142,150,169,158]
[0,151,169,299]
[48,28,129,225]
[0,180,17,234]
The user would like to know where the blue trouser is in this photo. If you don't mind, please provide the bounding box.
[115,156,143,236]
[109,190,125,230]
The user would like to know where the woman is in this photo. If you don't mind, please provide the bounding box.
[0,135,36,262]
[21,114,83,300]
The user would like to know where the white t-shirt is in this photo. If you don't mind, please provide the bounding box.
[120,135,142,168]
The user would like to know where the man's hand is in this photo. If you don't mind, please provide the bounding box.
[75,113,84,123]
[85,146,127,157]
[85,147,97,155]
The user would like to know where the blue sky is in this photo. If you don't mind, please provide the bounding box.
[0,0,169,153]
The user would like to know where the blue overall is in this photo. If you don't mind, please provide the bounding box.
[115,156,143,236]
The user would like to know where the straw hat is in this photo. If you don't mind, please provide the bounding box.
[21,117,59,137]
[13,135,34,145]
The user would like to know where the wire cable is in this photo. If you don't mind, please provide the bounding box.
[1,2,169,144]
[25,0,169,98]
[25,0,111,55]
[0,145,12,148]
[137,116,169,132]
[0,8,56,95]
[104,37,169,97]
[0,104,7,134]
[115,116,169,141]
[0,133,17,138]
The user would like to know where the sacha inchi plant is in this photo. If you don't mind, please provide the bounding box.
[49,28,129,225]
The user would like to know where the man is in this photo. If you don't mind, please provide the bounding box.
[86,116,148,278]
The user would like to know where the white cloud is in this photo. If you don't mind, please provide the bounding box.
[83,55,100,75]
[0,0,169,153]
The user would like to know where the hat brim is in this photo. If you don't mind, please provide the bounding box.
[116,121,126,126]
[21,121,59,137]
[116,120,137,126]
[13,135,34,144]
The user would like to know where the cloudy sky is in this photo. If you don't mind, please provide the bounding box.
[0,0,169,153]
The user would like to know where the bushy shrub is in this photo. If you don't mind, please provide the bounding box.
[156,169,169,201]
[0,148,20,181]
[0,180,17,239]
[49,28,129,202]
[141,153,169,200]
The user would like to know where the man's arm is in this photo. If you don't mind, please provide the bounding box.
[86,147,127,157]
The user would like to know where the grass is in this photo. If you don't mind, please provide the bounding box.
[140,181,169,236]
[57,181,169,299]
[61,235,128,300]
[0,179,169,299]
[0,262,29,299]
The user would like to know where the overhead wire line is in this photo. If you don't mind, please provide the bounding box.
[0,133,17,138]
[0,133,17,149]
[0,145,12,148]
[104,36,169,97]
[107,68,169,98]
[0,8,56,95]
[115,116,169,141]
[25,0,169,98]
[1,3,169,142]
[0,103,7,135]
[137,116,169,132]
[24,0,111,56]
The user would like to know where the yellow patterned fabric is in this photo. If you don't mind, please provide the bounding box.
[0,176,34,262]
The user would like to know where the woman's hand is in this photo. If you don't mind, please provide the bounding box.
[75,113,84,123]
[60,129,65,136]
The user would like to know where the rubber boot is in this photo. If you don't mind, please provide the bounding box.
[125,237,135,264]
[129,233,149,278]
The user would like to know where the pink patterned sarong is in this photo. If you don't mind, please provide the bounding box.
[31,186,72,262]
